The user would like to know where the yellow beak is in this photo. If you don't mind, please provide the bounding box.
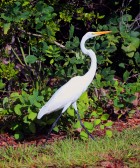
[92,31,111,35]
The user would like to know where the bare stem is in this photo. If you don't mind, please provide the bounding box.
[17,28,65,49]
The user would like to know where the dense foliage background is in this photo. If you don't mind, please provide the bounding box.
[0,0,140,140]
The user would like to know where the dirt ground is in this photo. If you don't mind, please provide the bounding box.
[0,110,140,147]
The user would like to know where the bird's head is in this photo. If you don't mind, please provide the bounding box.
[84,31,111,40]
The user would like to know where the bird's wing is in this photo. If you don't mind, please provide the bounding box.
[37,76,85,118]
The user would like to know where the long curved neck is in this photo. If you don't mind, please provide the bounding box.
[80,36,97,88]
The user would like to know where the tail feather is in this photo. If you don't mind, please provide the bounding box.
[37,105,50,119]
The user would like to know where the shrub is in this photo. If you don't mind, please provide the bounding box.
[0,0,139,139]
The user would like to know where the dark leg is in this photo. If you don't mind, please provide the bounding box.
[46,103,71,141]
[46,112,63,140]
[75,110,94,140]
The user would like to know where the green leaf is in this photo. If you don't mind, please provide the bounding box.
[35,22,43,30]
[65,41,71,49]
[97,107,103,115]
[121,44,135,53]
[22,1,29,6]
[25,55,37,64]
[50,59,54,64]
[123,70,130,82]
[96,74,101,84]
[114,80,118,87]
[101,114,109,121]
[14,104,22,115]
[0,108,4,112]
[80,131,88,140]
[119,63,125,68]
[106,45,117,53]
[67,108,74,117]
[131,37,139,49]
[37,96,44,102]
[1,13,12,21]
[30,96,41,107]
[134,52,140,64]
[79,92,89,103]
[127,52,134,58]
[11,123,19,131]
[106,130,113,137]
[84,122,93,131]
[53,126,59,132]
[14,133,20,139]
[74,121,81,129]
[3,97,8,106]
[113,98,124,108]
[91,111,99,118]
[34,101,41,108]
[10,92,20,98]
[14,132,23,140]
[121,14,132,22]
[69,24,74,39]
[100,124,105,129]
[20,90,28,104]
[72,36,79,48]
[129,110,136,115]
[23,115,30,124]
[94,119,101,126]
[0,80,5,89]
[105,121,113,127]
[130,31,140,37]
[118,114,123,119]
[33,90,38,97]
[28,111,37,120]
[121,37,139,58]
[124,95,136,103]
[3,23,11,34]
[0,108,8,115]
[10,92,20,101]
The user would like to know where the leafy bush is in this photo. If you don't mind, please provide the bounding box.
[0,0,139,139]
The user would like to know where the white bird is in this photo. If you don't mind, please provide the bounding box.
[37,31,111,140]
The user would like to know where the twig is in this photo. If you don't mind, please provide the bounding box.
[17,28,65,49]
[129,13,140,30]
[120,0,140,31]
[11,47,25,66]
[54,41,65,49]
[17,37,27,65]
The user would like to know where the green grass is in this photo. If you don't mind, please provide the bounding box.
[0,127,140,168]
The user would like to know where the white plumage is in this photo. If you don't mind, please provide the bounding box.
[38,76,89,119]
[37,31,111,139]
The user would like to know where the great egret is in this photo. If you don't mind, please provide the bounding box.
[37,31,111,140]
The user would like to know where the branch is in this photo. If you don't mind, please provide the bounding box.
[17,28,65,49]
[129,13,140,30]
[54,41,65,49]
